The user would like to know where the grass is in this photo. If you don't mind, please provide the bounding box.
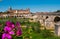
[0,17,60,39]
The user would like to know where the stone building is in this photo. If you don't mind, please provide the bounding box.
[32,12,60,30]
[0,7,32,18]
[8,7,30,14]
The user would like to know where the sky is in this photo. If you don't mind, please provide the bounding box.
[0,0,60,12]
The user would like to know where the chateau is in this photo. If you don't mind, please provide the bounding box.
[8,7,30,14]
[0,7,31,18]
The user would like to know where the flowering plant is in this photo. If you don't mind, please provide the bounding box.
[2,21,22,39]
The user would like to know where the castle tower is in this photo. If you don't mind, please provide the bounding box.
[26,8,30,13]
[8,6,12,11]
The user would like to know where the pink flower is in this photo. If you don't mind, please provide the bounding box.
[16,29,22,36]
[4,26,12,32]
[16,22,20,27]
[2,33,12,39]
[2,33,6,39]
[15,22,22,36]
[9,31,14,35]
[6,21,12,27]
[11,24,15,29]
[6,34,12,39]
[2,21,22,39]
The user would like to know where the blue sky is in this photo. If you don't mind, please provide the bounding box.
[0,0,60,12]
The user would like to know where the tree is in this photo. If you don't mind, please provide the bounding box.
[56,10,60,12]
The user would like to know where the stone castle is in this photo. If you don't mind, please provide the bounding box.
[0,7,31,18]
[8,7,30,14]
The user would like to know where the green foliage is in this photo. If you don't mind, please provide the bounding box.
[56,10,60,12]
[31,22,41,33]
[13,36,23,39]
[0,17,60,39]
[40,28,54,38]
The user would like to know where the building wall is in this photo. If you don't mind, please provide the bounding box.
[32,14,60,29]
[8,7,30,14]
